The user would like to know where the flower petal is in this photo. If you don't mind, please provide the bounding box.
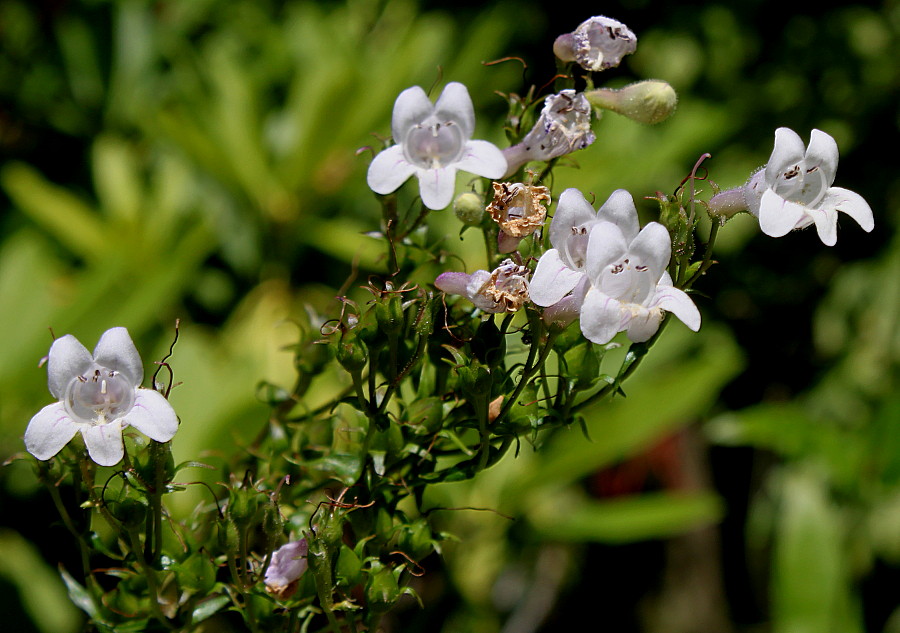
[580,287,626,345]
[48,335,93,400]
[805,206,839,246]
[454,140,507,180]
[367,145,417,195]
[93,327,143,387]
[585,221,629,282]
[24,402,79,461]
[126,389,179,442]
[628,222,671,281]
[823,186,874,233]
[805,129,839,187]
[529,249,585,307]
[652,285,701,332]
[625,307,663,343]
[597,189,640,242]
[415,166,457,210]
[549,188,598,251]
[758,189,808,237]
[435,271,472,296]
[81,420,125,466]
[433,82,475,139]
[765,127,805,185]
[391,86,433,142]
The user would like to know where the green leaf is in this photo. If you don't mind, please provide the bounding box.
[528,491,723,543]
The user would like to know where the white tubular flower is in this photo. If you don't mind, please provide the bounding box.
[435,259,530,313]
[554,16,637,72]
[24,327,179,467]
[367,82,507,210]
[750,127,874,246]
[580,221,700,344]
[504,90,596,174]
[265,539,309,599]
[529,188,639,308]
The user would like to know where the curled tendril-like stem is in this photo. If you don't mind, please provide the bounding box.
[151,319,180,399]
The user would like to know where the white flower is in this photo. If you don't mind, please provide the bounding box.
[435,259,530,313]
[265,539,308,599]
[749,127,874,246]
[529,188,639,308]
[503,90,596,175]
[580,221,700,344]
[367,82,507,210]
[554,16,637,72]
[24,327,179,467]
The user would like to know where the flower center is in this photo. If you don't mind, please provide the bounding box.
[563,224,593,269]
[773,161,828,207]
[598,256,653,305]
[64,365,135,425]
[404,120,465,169]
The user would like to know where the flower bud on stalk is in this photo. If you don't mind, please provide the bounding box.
[585,80,678,125]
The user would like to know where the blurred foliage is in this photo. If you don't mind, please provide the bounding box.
[1,0,899,631]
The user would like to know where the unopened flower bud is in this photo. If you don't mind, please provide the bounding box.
[555,16,637,72]
[585,80,678,125]
[454,192,486,226]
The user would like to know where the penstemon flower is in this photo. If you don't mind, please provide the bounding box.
[24,327,179,467]
[580,220,700,344]
[367,82,507,210]
[554,16,638,72]
[435,259,530,313]
[529,188,639,309]
[503,90,596,175]
[265,539,309,599]
[745,127,874,246]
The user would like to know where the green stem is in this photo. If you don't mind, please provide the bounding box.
[125,528,174,629]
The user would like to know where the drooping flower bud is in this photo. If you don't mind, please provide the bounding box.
[488,182,550,252]
[264,539,309,600]
[554,16,637,72]
[585,80,678,125]
[503,90,595,175]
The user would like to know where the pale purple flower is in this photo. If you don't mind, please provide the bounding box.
[503,90,595,175]
[554,16,637,72]
[580,221,700,344]
[435,259,529,313]
[367,82,507,210]
[748,128,874,246]
[265,539,308,598]
[529,188,639,309]
[24,327,178,467]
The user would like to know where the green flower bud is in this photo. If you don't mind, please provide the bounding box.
[375,295,405,337]
[336,332,368,372]
[112,497,147,529]
[453,192,485,226]
[586,80,678,125]
[457,363,492,398]
[366,562,402,614]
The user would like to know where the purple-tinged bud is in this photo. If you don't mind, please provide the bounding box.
[264,539,309,599]
[585,80,677,125]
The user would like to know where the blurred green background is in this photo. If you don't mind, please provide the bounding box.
[1,0,898,631]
